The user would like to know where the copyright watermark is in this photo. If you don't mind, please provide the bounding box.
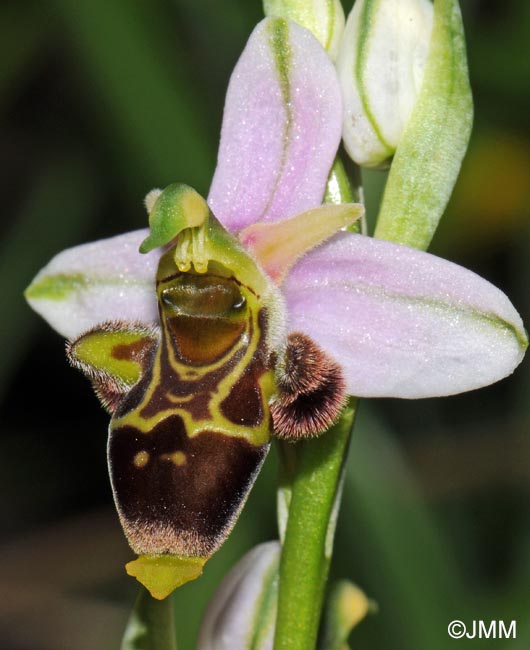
[448,620,516,640]
[448,621,467,639]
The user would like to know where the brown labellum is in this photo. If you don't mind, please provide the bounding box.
[106,252,276,576]
[110,416,268,557]
[271,332,347,440]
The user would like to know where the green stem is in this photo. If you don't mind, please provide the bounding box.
[273,149,361,650]
[324,147,364,210]
[273,400,358,650]
[121,588,177,650]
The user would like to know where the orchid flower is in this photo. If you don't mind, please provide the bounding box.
[25,17,526,602]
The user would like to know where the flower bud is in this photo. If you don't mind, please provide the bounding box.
[197,542,280,649]
[337,0,433,168]
[263,0,345,61]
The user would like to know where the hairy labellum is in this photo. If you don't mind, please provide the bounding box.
[65,195,346,597]
[66,191,287,599]
[109,253,274,562]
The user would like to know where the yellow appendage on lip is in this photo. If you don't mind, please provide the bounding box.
[126,554,207,600]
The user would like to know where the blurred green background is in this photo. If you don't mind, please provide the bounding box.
[1,0,529,648]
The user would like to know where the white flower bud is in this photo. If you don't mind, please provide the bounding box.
[337,0,434,168]
[197,542,280,650]
[264,0,345,61]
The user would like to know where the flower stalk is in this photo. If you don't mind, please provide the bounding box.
[274,400,357,650]
[274,147,361,649]
[121,588,177,650]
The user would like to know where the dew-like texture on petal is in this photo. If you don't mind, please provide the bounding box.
[208,18,342,232]
[284,233,527,398]
[197,541,279,650]
[25,230,160,339]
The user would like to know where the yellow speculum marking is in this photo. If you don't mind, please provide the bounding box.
[112,284,274,448]
[133,451,150,468]
[160,451,187,466]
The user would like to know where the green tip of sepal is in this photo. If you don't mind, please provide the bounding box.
[139,183,210,254]
[520,327,529,352]
[24,273,87,301]
[126,554,207,599]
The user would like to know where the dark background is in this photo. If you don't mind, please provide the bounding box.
[1,0,529,648]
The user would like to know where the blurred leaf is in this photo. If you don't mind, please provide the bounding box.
[121,588,177,650]
[361,167,387,233]
[0,4,48,112]
[0,156,100,400]
[338,406,475,650]
[174,0,261,101]
[51,0,215,192]
[433,130,530,257]
[465,0,530,108]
